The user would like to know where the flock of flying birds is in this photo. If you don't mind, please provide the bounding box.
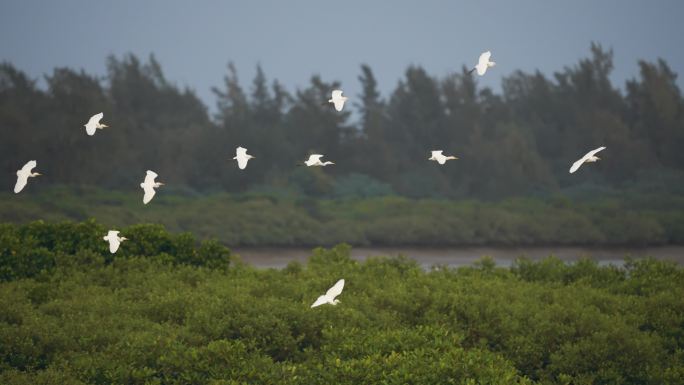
[11,51,606,308]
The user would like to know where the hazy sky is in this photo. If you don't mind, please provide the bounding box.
[1,1,683,110]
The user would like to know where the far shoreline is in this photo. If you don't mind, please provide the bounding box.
[231,245,684,269]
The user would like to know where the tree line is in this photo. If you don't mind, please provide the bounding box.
[1,43,683,199]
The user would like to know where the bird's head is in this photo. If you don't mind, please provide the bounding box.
[332,299,340,305]
[248,155,255,159]
[156,182,165,187]
[120,237,128,241]
[31,172,42,177]
[100,123,108,128]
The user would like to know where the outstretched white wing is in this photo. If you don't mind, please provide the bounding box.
[85,124,96,136]
[14,175,28,193]
[103,230,121,253]
[478,51,491,67]
[143,170,158,185]
[236,156,249,170]
[569,158,586,174]
[569,147,606,174]
[431,150,443,157]
[20,160,37,173]
[310,279,345,308]
[142,186,156,204]
[141,170,159,204]
[85,113,103,136]
[88,112,104,125]
[585,146,606,158]
[235,147,251,169]
[311,295,329,308]
[475,51,491,76]
[308,154,323,162]
[325,279,345,300]
[108,237,121,253]
[333,99,346,111]
[14,160,37,193]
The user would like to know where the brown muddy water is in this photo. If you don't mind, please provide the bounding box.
[232,246,684,269]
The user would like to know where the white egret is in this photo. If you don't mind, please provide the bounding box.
[233,146,254,170]
[469,51,496,76]
[569,147,606,174]
[14,160,41,193]
[103,230,127,254]
[140,170,164,204]
[311,279,345,308]
[84,112,108,136]
[304,154,335,167]
[327,90,348,111]
[429,150,458,165]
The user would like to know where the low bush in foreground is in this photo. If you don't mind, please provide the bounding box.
[0,220,230,282]
[1,237,683,384]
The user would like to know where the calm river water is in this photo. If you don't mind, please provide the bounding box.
[232,246,684,269]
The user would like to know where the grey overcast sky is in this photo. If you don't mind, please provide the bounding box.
[1,0,683,111]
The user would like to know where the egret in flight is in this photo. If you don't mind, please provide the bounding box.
[569,147,606,174]
[14,160,41,193]
[84,112,108,136]
[429,150,458,165]
[103,230,127,254]
[233,146,254,170]
[304,154,335,167]
[311,279,345,308]
[469,51,496,76]
[326,90,348,111]
[140,170,164,204]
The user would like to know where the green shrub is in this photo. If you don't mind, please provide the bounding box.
[0,243,683,383]
[0,220,232,281]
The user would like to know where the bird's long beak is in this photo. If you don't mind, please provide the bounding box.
[101,124,108,128]
[596,157,601,160]
[158,182,165,186]
[34,172,42,176]
[121,237,128,241]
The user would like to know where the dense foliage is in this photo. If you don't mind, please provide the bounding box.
[1,230,683,384]
[2,44,684,199]
[2,191,684,247]
[0,220,230,282]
